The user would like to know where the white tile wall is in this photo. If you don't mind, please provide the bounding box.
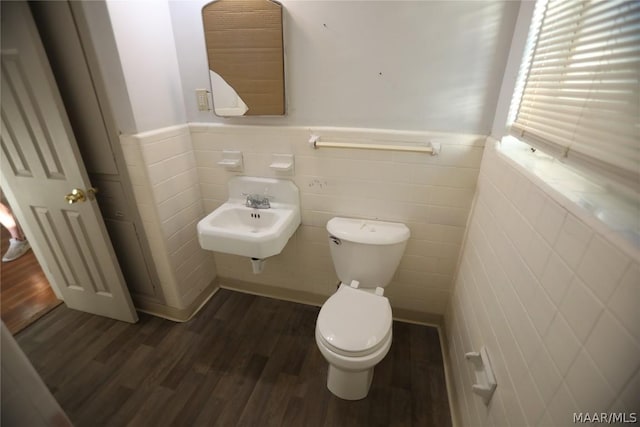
[120,125,216,310]
[445,142,640,426]
[191,124,484,315]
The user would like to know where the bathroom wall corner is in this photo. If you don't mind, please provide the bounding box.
[189,123,484,319]
[119,125,217,314]
[445,142,640,426]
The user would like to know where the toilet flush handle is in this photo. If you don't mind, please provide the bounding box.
[329,235,341,245]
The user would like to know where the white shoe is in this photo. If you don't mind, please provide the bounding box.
[3,238,30,262]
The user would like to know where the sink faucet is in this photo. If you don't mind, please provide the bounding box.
[244,193,271,209]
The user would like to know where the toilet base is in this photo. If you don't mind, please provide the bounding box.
[326,365,374,400]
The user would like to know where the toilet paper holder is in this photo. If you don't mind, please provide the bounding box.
[465,346,497,405]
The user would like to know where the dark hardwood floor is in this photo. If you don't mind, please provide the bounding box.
[1,226,61,334]
[16,289,452,427]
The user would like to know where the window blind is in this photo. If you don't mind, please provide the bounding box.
[510,0,640,190]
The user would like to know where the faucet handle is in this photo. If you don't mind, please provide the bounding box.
[262,187,274,200]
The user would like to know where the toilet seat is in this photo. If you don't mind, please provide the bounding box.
[317,284,392,357]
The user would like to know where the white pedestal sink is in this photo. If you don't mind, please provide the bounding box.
[197,177,300,260]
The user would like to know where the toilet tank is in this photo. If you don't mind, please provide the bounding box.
[327,217,410,289]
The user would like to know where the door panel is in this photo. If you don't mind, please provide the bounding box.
[0,1,137,323]
[29,0,118,176]
[31,0,165,305]
[104,219,159,299]
[1,55,66,180]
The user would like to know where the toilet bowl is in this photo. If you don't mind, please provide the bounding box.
[316,282,393,400]
[315,217,410,400]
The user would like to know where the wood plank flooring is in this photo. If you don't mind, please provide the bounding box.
[16,289,452,427]
[1,226,61,334]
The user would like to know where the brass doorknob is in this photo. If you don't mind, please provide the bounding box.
[64,187,97,204]
[65,189,86,204]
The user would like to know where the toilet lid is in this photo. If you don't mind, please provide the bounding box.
[317,285,392,356]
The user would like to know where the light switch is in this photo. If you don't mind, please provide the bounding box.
[196,89,209,111]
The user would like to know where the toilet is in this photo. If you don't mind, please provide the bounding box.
[315,217,410,400]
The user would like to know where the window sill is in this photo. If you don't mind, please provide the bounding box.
[495,136,640,255]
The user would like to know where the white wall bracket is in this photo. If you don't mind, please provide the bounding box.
[465,346,497,405]
[270,153,294,174]
[217,150,243,171]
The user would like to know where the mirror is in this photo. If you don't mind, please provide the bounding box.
[202,0,285,116]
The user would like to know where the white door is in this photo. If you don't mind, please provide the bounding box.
[0,1,137,323]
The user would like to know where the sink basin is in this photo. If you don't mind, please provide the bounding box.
[209,206,282,233]
[198,204,299,258]
[197,177,300,259]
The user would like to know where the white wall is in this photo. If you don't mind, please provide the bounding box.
[99,0,520,319]
[116,121,482,319]
[445,143,640,426]
[77,1,137,134]
[118,122,484,319]
[192,124,483,317]
[106,0,187,132]
[170,0,520,134]
[120,125,216,311]
[1,323,72,426]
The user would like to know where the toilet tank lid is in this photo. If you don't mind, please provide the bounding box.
[327,217,410,245]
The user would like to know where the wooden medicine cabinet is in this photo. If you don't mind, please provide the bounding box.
[202,0,285,116]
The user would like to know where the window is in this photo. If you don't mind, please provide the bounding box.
[508,0,640,192]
